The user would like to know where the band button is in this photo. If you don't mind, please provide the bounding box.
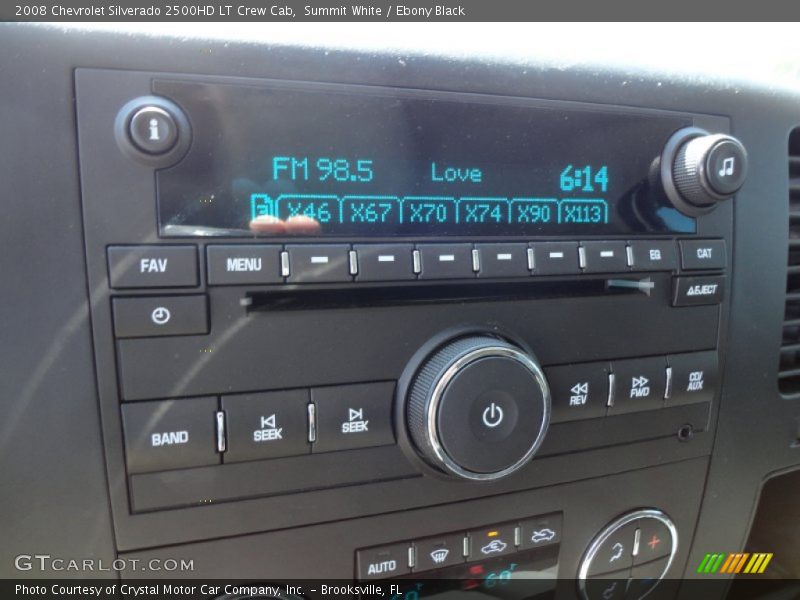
[122,397,219,474]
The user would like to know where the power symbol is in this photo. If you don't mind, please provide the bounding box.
[482,402,504,428]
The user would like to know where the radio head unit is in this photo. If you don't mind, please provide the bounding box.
[145,79,707,238]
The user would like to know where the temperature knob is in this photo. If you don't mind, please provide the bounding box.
[659,128,748,215]
[405,335,550,481]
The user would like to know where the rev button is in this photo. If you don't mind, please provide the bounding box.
[545,362,609,423]
[122,397,219,474]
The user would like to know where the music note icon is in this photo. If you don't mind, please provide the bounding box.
[719,156,735,178]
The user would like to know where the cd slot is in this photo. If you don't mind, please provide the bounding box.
[244,277,650,312]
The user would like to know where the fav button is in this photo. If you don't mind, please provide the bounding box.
[608,357,667,415]
[357,543,411,580]
[545,362,609,423]
[221,389,310,463]
[311,382,395,453]
[122,397,219,474]
[108,245,198,288]
[679,239,726,270]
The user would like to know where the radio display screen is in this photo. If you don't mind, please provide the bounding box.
[154,79,695,237]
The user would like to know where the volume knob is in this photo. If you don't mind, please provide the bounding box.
[405,335,550,481]
[660,128,748,215]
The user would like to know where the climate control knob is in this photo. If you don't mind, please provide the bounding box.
[405,335,550,481]
[659,127,748,215]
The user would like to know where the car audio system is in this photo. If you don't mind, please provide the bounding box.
[76,69,740,590]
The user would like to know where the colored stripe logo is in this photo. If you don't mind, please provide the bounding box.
[697,552,773,574]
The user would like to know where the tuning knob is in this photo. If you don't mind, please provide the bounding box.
[405,335,550,481]
[660,128,748,215]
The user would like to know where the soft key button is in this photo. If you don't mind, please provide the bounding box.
[122,397,219,474]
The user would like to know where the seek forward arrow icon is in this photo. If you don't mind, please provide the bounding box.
[348,408,364,422]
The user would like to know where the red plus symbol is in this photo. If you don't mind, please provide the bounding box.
[648,535,661,551]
